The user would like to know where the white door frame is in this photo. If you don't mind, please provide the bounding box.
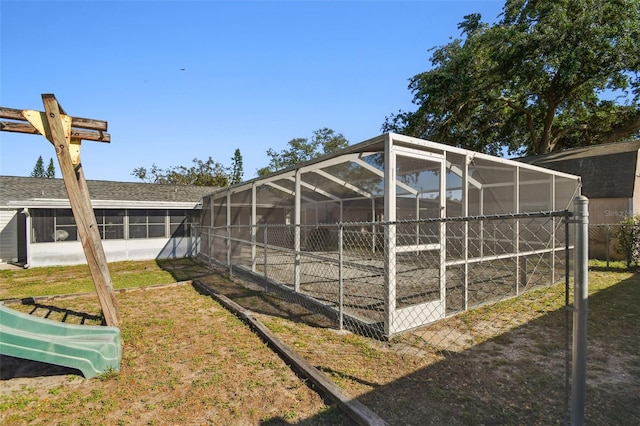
[384,137,446,336]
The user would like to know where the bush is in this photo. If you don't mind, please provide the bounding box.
[615,215,640,269]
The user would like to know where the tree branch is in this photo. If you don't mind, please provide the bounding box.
[498,96,536,149]
[550,124,590,150]
[599,112,640,145]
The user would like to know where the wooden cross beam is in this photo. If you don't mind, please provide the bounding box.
[0,106,111,142]
[0,94,120,327]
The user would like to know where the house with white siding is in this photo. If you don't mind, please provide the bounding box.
[0,176,217,268]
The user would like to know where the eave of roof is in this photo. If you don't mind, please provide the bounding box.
[0,176,217,207]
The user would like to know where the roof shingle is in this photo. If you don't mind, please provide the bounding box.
[517,140,640,199]
[0,176,217,207]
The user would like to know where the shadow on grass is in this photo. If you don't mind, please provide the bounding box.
[589,264,638,272]
[0,355,82,380]
[5,259,635,423]
[21,301,104,325]
[154,257,215,282]
[260,409,354,426]
[351,272,640,425]
[189,262,336,329]
[588,258,638,273]
[196,262,639,425]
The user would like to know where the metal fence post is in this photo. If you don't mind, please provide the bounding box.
[251,224,257,273]
[263,226,268,290]
[338,224,344,330]
[564,212,571,425]
[605,225,610,269]
[227,225,233,277]
[294,224,301,292]
[572,196,589,426]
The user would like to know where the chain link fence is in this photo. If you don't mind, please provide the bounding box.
[198,210,572,341]
[589,223,629,265]
[197,208,591,423]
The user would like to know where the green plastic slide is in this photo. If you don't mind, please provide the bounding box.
[0,303,121,379]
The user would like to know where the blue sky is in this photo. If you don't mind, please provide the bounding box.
[1,0,503,182]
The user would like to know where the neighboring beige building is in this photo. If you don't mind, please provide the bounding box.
[518,140,640,259]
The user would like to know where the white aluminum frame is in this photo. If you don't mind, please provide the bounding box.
[201,133,581,337]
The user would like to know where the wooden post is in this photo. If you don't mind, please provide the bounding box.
[72,147,121,327]
[42,95,120,327]
[20,95,120,327]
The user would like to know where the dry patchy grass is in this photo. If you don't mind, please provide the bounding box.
[1,280,349,425]
[197,265,640,425]
[1,259,639,425]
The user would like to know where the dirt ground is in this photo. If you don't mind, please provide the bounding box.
[1,261,639,425]
[0,281,351,425]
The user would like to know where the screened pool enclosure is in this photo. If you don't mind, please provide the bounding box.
[199,133,581,338]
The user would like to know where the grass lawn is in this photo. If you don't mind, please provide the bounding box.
[1,258,639,425]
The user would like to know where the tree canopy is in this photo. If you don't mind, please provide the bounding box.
[257,128,349,176]
[45,158,56,178]
[31,156,55,178]
[132,157,229,187]
[383,0,640,155]
[30,156,45,178]
[230,148,243,185]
